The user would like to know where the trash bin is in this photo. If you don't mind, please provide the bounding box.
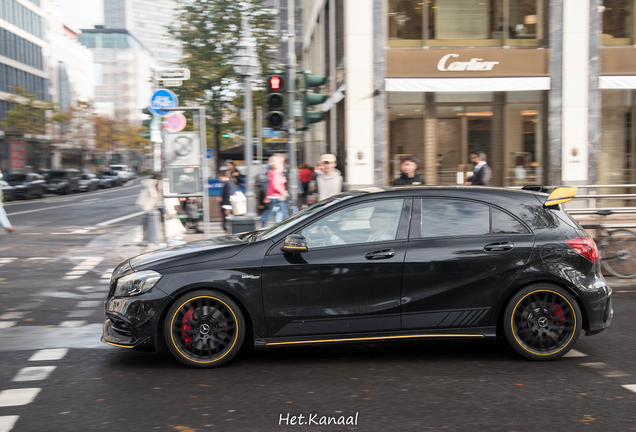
[229,215,257,234]
[143,209,164,244]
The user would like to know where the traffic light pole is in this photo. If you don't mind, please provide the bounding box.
[286,0,299,212]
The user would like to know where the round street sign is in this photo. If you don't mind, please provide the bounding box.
[149,89,178,116]
[164,112,187,132]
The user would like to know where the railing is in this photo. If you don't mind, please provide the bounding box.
[560,184,636,228]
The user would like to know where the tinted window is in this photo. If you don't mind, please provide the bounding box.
[302,199,404,248]
[421,199,489,238]
[7,174,26,181]
[49,171,68,178]
[492,208,529,234]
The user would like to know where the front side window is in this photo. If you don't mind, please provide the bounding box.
[301,199,404,248]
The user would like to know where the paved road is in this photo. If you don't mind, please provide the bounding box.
[0,186,635,431]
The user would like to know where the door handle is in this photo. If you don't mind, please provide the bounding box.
[365,249,396,260]
[484,242,514,252]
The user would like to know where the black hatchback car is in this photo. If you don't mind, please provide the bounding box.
[6,173,46,199]
[102,186,612,368]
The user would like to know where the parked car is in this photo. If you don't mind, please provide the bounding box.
[78,174,100,192]
[45,169,81,194]
[0,180,16,202]
[95,173,114,189]
[102,186,612,368]
[109,165,132,182]
[6,173,46,199]
[100,170,124,187]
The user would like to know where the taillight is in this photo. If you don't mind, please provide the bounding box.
[566,237,600,264]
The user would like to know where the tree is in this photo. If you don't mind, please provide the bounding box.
[0,87,59,136]
[169,0,279,157]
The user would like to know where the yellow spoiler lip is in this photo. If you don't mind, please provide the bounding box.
[545,186,577,206]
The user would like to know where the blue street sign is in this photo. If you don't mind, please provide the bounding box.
[149,89,178,116]
[206,148,214,159]
[262,128,282,139]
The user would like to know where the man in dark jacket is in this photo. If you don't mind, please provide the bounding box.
[465,151,492,186]
[218,170,237,233]
[393,156,425,186]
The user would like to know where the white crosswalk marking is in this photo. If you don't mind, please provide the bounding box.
[0,416,19,432]
[0,388,41,407]
[622,384,636,393]
[66,310,95,318]
[563,349,587,358]
[0,312,24,320]
[581,362,631,377]
[58,321,86,328]
[0,258,16,267]
[76,301,101,308]
[29,348,68,362]
[0,322,16,329]
[12,366,57,382]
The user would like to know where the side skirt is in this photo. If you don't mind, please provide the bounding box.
[254,327,497,350]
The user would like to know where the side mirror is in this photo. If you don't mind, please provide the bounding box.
[281,234,308,253]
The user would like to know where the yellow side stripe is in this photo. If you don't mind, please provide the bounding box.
[266,333,485,346]
[104,341,135,349]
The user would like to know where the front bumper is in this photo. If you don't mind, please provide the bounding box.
[101,287,170,352]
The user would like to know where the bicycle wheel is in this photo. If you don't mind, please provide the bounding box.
[600,229,636,278]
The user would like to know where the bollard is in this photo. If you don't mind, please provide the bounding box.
[143,209,164,245]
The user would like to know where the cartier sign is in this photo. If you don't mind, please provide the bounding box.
[437,54,499,72]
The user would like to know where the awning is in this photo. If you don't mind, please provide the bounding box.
[385,77,551,92]
[599,76,636,89]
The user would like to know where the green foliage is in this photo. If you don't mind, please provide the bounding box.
[169,0,279,147]
[0,87,58,136]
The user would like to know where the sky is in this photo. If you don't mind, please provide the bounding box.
[52,0,103,31]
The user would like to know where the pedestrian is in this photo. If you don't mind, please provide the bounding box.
[0,169,15,233]
[225,160,244,186]
[464,151,492,186]
[315,154,343,201]
[135,172,161,212]
[260,160,288,228]
[218,170,237,234]
[393,156,425,186]
[300,164,314,206]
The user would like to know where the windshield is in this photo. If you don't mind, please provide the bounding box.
[110,166,123,171]
[7,174,26,182]
[255,193,358,241]
[49,171,68,179]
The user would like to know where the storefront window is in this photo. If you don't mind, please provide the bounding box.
[505,103,542,186]
[509,0,544,47]
[602,0,633,45]
[428,0,503,47]
[388,0,423,46]
[388,92,425,181]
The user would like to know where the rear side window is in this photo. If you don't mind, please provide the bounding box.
[492,208,529,234]
[421,199,490,238]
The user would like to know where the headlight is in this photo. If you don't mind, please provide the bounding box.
[16,185,25,189]
[114,270,162,297]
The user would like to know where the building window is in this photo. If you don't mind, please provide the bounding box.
[428,0,503,47]
[508,0,544,47]
[602,0,633,45]
[388,0,423,46]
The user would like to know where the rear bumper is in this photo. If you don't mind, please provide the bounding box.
[578,273,613,334]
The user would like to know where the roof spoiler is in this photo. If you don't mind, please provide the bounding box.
[543,186,578,207]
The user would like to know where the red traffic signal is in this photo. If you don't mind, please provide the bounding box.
[268,75,283,92]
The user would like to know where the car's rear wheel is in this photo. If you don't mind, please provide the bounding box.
[164,290,245,368]
[503,284,581,361]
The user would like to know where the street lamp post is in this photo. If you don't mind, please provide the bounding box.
[232,15,261,231]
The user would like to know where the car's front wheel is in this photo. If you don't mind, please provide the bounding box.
[503,284,581,361]
[164,290,245,368]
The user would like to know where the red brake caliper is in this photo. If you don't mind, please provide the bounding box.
[180,309,194,347]
[552,303,566,325]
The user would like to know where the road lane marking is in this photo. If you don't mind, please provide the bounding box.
[581,362,631,377]
[6,193,139,217]
[0,388,41,407]
[66,310,95,318]
[622,384,636,393]
[12,366,57,382]
[58,321,86,328]
[96,210,146,227]
[564,349,587,357]
[0,322,16,329]
[76,301,102,308]
[29,348,68,361]
[0,416,19,432]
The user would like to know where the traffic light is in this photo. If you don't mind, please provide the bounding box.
[301,71,327,130]
[267,73,285,129]
[141,107,153,139]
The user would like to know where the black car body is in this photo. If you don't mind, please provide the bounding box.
[0,180,16,202]
[6,173,46,199]
[102,187,612,368]
[100,170,123,187]
[46,169,81,194]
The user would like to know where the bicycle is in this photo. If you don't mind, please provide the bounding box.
[584,210,636,279]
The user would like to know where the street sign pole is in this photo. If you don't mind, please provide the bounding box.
[286,0,299,213]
